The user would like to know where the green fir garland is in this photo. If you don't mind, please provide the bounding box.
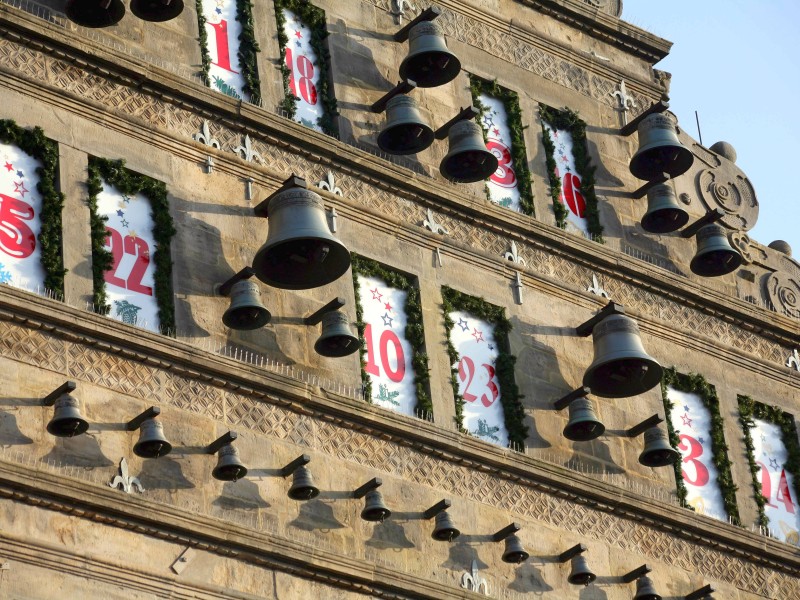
[351,254,432,417]
[194,0,212,87]
[738,395,800,531]
[468,75,535,216]
[0,120,66,295]
[539,104,604,242]
[86,158,176,335]
[441,286,527,448]
[661,368,740,524]
[273,0,339,137]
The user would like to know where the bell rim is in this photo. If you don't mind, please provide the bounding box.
[377,123,435,155]
[288,485,321,501]
[641,207,690,234]
[639,446,680,468]
[314,333,360,358]
[361,507,392,522]
[629,144,694,180]
[568,572,597,586]
[133,440,174,458]
[129,0,184,21]
[501,550,530,564]
[431,527,461,541]
[583,355,663,398]
[222,305,272,330]
[66,0,126,27]
[440,150,499,183]
[252,238,351,290]
[47,418,90,437]
[690,248,743,277]
[398,52,462,88]
[212,464,248,481]
[563,420,606,442]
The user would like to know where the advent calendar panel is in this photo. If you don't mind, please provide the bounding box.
[281,9,325,132]
[667,387,727,521]
[477,93,522,212]
[448,310,508,447]
[200,0,248,100]
[0,142,45,289]
[357,275,416,416]
[542,123,590,236]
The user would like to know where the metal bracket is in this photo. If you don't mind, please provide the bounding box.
[626,415,663,438]
[620,99,670,136]
[554,387,591,411]
[575,302,626,337]
[686,584,715,600]
[435,106,480,140]
[492,522,521,542]
[558,543,587,563]
[680,208,725,238]
[43,381,76,406]
[423,499,452,519]
[254,174,307,218]
[204,156,214,174]
[371,79,417,113]
[353,477,382,499]
[218,267,255,297]
[281,454,311,478]
[171,548,196,575]
[207,431,237,454]
[622,564,651,583]
[304,297,346,326]
[631,172,670,199]
[513,272,523,306]
[394,6,441,42]
[126,406,161,431]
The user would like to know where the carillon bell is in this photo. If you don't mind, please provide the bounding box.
[130,0,184,22]
[377,95,434,155]
[399,21,461,88]
[288,465,320,500]
[567,555,596,586]
[252,187,350,289]
[641,183,689,234]
[440,120,499,183]
[47,393,89,438]
[133,419,172,458]
[431,511,461,542]
[222,280,271,330]
[690,224,742,277]
[583,314,663,399]
[65,0,125,28]
[638,427,679,468]
[212,444,248,481]
[563,397,605,442]
[314,310,359,357]
[634,575,662,600]
[629,113,694,181]
[361,489,391,522]
[501,534,530,564]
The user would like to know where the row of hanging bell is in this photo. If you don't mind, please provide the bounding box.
[630,113,694,181]
[66,0,183,28]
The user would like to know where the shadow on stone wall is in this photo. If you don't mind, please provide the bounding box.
[288,499,346,532]
[440,538,488,570]
[138,457,195,490]
[42,433,114,467]
[213,478,270,511]
[365,519,415,550]
[508,560,553,593]
[0,409,33,446]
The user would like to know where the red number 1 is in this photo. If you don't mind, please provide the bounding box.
[207,20,238,73]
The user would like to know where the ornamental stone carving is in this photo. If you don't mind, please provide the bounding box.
[728,232,758,265]
[696,165,759,231]
[764,270,800,319]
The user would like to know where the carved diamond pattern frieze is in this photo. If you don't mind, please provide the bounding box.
[286,413,315,448]
[67,343,161,398]
[0,40,46,80]
[771,572,800,600]
[0,321,66,373]
[227,394,276,434]
[162,375,223,419]
[591,75,616,108]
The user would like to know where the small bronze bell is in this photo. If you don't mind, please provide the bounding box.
[361,489,391,522]
[641,183,689,234]
[65,0,125,28]
[399,21,461,88]
[47,393,89,438]
[222,280,271,330]
[501,534,530,564]
[690,224,743,277]
[440,120,499,183]
[212,444,248,481]
[377,95,434,155]
[314,310,359,357]
[568,555,596,586]
[288,465,320,501]
[431,511,461,542]
[563,397,605,442]
[130,0,184,22]
[634,575,662,600]
[639,427,679,468]
[629,113,694,181]
[133,418,172,458]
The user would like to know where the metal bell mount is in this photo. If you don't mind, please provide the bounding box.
[354,477,391,522]
[282,454,320,501]
[372,80,434,155]
[304,297,359,358]
[424,499,460,542]
[680,209,742,277]
[43,381,89,438]
[623,565,661,600]
[493,523,529,564]
[218,267,271,330]
[65,0,125,27]
[576,303,663,399]
[685,584,716,600]
[130,0,184,22]
[253,175,351,290]
[207,431,247,482]
[554,387,605,442]
[435,106,498,183]
[559,544,596,586]
[127,406,172,458]
[394,7,461,89]
[627,415,679,468]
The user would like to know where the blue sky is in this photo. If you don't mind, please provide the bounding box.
[622,1,800,256]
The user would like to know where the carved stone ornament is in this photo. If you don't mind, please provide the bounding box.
[422,208,449,235]
[389,0,415,24]
[696,166,759,231]
[317,170,343,196]
[587,274,610,299]
[108,458,144,494]
[234,135,264,165]
[786,348,800,371]
[461,560,489,594]
[764,270,800,319]
[728,232,756,265]
[192,120,220,149]
[503,241,525,265]
[611,79,637,124]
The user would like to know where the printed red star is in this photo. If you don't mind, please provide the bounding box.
[384,302,392,311]
[493,128,500,137]
[681,414,692,427]
[561,155,569,163]
[294,30,302,39]
[3,161,12,172]
[552,130,559,138]
[370,287,383,302]
[471,328,484,343]
[13,181,28,197]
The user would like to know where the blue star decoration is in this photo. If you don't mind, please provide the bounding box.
[215,7,221,13]
[0,263,12,284]
[457,318,469,332]
[698,437,705,445]
[769,457,779,470]
[116,209,125,217]
[122,194,131,204]
[121,219,130,228]
[381,313,394,327]
[16,170,23,178]
[296,40,302,48]
[683,405,690,412]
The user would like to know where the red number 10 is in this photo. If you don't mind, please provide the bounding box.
[364,323,405,383]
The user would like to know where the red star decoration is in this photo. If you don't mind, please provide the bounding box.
[493,128,500,137]
[471,328,484,343]
[561,155,569,163]
[294,30,302,39]
[681,414,692,427]
[552,131,559,138]
[370,287,383,302]
[384,302,392,311]
[3,161,12,172]
[13,181,29,197]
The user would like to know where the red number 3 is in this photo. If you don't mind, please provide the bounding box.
[486,140,516,188]
[0,193,36,259]
[678,434,710,487]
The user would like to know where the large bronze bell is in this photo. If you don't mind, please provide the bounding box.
[133,418,172,458]
[212,443,248,481]
[222,280,271,330]
[690,224,742,277]
[130,0,184,22]
[377,95,434,155]
[65,0,125,28]
[252,188,350,290]
[288,465,320,500]
[639,427,679,468]
[432,511,461,542]
[563,397,605,442]
[568,555,596,586]
[47,393,89,438]
[314,310,359,357]
[361,489,391,522]
[583,314,663,399]
[501,534,530,564]
[398,21,461,88]
[440,120,499,183]
[641,183,689,234]
[629,113,694,181]
[634,575,662,600]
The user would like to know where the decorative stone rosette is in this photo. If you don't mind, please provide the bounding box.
[696,165,759,231]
